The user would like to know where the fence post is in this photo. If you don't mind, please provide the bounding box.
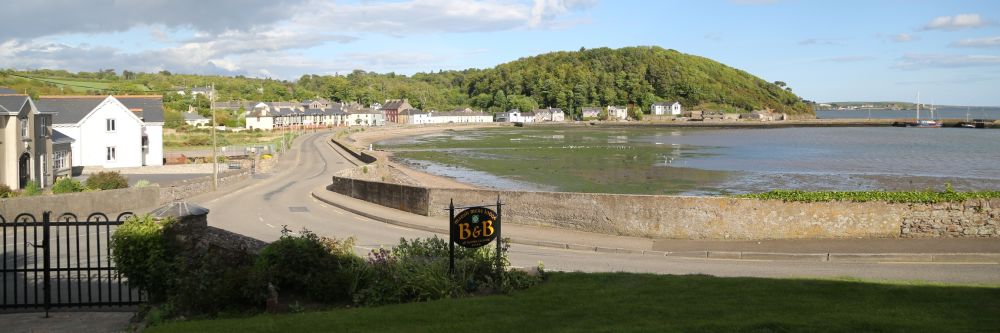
[42,211,51,318]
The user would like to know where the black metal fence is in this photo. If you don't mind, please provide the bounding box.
[2,211,144,313]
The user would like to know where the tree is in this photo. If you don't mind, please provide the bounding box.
[774,81,786,88]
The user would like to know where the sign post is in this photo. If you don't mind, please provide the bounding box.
[448,197,503,278]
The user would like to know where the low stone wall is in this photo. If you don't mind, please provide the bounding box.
[158,159,274,204]
[324,175,999,239]
[326,177,429,216]
[330,138,377,163]
[0,187,160,218]
[901,200,1000,237]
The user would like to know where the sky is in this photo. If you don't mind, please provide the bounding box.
[2,0,999,106]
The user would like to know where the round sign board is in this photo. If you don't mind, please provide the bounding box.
[451,207,498,248]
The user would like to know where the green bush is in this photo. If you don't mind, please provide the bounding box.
[52,178,85,194]
[23,180,41,196]
[110,215,175,302]
[86,171,129,190]
[0,184,15,198]
[254,229,359,304]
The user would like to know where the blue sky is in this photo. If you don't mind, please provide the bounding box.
[2,0,999,105]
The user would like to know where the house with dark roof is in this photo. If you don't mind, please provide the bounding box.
[183,111,210,127]
[37,95,164,168]
[381,99,412,123]
[1,94,63,189]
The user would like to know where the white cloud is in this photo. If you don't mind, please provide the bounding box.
[895,53,1000,69]
[951,36,1000,48]
[0,0,595,78]
[923,14,989,31]
[892,33,915,42]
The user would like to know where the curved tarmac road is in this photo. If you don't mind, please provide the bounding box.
[197,131,1000,284]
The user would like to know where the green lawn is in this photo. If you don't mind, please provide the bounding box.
[146,272,1000,333]
[38,77,151,93]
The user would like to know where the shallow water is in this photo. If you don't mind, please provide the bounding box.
[377,127,1000,195]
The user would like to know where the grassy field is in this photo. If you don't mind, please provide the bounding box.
[146,272,1000,333]
[164,130,298,151]
[37,77,151,93]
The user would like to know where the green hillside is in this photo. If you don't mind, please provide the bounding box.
[2,46,813,117]
[459,46,812,116]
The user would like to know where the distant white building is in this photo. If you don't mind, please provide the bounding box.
[533,108,565,122]
[497,109,535,123]
[183,109,210,127]
[39,95,164,168]
[607,105,628,120]
[176,87,215,100]
[651,101,682,116]
[427,110,493,124]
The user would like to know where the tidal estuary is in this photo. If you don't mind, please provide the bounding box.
[376,127,1000,195]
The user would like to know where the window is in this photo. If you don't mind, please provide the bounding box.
[20,118,28,138]
[106,147,116,162]
[106,118,116,132]
[53,151,67,170]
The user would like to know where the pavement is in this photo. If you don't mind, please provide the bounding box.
[0,311,135,333]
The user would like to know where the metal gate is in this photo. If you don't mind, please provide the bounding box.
[2,211,144,313]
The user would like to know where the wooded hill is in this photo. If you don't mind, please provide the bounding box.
[1,46,813,118]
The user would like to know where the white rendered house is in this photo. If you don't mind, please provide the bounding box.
[651,101,682,116]
[39,95,164,168]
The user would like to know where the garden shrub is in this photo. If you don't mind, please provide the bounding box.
[110,215,175,302]
[52,178,85,194]
[23,181,41,196]
[0,184,13,198]
[254,229,359,304]
[86,171,129,190]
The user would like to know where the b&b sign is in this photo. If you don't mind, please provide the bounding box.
[447,198,503,274]
[451,207,498,248]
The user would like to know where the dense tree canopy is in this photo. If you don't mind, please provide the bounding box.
[2,46,812,117]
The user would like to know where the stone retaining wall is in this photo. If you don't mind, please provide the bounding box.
[0,187,160,218]
[158,158,274,204]
[901,200,1000,237]
[325,175,999,239]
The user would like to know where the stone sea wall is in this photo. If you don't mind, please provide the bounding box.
[325,174,998,239]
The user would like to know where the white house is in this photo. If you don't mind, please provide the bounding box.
[607,105,628,120]
[533,108,565,122]
[426,110,493,124]
[651,101,682,116]
[347,108,385,126]
[38,95,164,168]
[183,110,210,127]
[176,87,215,100]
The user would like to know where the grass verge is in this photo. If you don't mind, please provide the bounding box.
[737,189,1000,203]
[146,272,1000,333]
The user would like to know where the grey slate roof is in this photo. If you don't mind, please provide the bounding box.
[51,129,74,144]
[382,100,407,110]
[38,96,164,124]
[0,87,17,94]
[37,97,105,124]
[0,95,29,114]
[183,112,208,120]
[118,97,165,123]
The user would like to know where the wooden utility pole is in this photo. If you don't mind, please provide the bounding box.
[211,83,218,191]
